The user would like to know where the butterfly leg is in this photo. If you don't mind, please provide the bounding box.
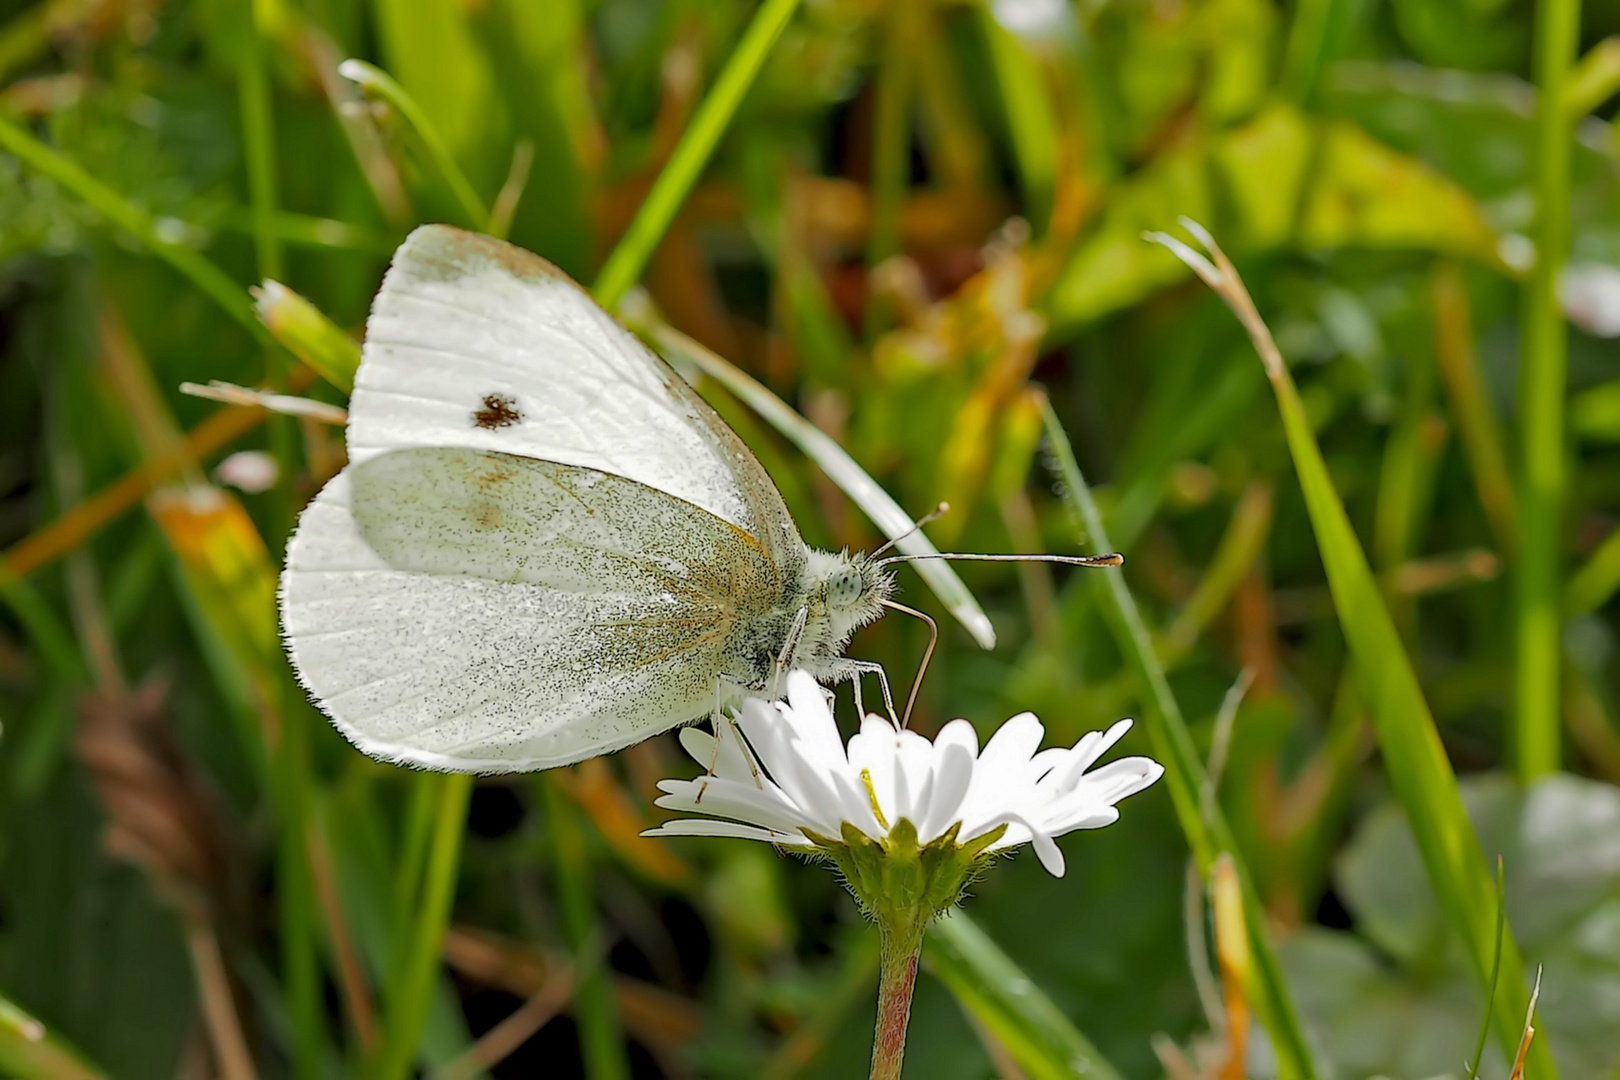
[770,604,810,699]
[727,710,764,791]
[697,677,763,807]
[696,678,727,803]
[693,676,725,803]
[842,659,898,726]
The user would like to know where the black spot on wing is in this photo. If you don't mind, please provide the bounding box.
[472,393,522,430]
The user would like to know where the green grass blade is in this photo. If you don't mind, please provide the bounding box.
[219,210,401,254]
[542,778,628,1080]
[1036,392,1320,1080]
[0,994,106,1080]
[386,774,439,992]
[864,0,918,283]
[1515,0,1582,781]
[975,7,1058,234]
[0,115,270,346]
[591,0,802,309]
[1281,0,1352,103]
[1567,37,1620,117]
[239,3,284,284]
[338,59,491,232]
[1567,523,1620,614]
[275,706,329,1079]
[254,281,362,392]
[0,2,52,86]
[1466,856,1509,1080]
[0,565,88,682]
[1432,263,1518,557]
[925,912,1123,1080]
[374,772,473,1080]
[635,315,996,648]
[1146,222,1558,1076]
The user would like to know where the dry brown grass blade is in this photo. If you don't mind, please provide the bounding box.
[431,965,574,1080]
[1271,549,1501,624]
[308,821,376,1053]
[3,404,265,578]
[443,927,703,1056]
[1150,1032,1200,1080]
[76,679,228,913]
[554,758,692,886]
[1565,660,1620,782]
[2,364,316,580]
[1508,967,1543,1080]
[75,678,255,1080]
[1211,854,1252,1080]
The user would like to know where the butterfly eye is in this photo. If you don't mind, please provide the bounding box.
[827,566,864,608]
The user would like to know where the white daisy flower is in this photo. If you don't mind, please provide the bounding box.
[644,670,1164,878]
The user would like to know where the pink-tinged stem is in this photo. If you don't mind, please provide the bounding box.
[870,920,925,1080]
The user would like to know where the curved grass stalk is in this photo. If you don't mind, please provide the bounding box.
[1146,220,1558,1077]
[338,59,491,233]
[634,315,997,649]
[1036,392,1320,1080]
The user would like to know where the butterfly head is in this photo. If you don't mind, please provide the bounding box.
[804,548,894,648]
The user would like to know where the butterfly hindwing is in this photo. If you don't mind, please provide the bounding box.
[281,447,790,773]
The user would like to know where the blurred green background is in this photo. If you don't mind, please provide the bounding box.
[4,0,1620,1076]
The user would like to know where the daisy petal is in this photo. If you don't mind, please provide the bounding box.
[640,671,1160,889]
[642,819,813,844]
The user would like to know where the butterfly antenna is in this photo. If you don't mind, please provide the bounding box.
[870,502,951,559]
[875,551,1124,568]
[882,599,938,729]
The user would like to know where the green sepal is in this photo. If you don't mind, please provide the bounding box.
[804,820,1009,934]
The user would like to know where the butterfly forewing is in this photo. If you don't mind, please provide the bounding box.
[350,224,806,576]
[283,447,788,772]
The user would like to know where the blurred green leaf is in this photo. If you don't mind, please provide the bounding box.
[1046,106,1500,335]
[0,115,268,345]
[925,912,1123,1080]
[1291,774,1620,1078]
[474,0,595,274]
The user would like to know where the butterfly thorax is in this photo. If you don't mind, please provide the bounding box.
[718,547,892,693]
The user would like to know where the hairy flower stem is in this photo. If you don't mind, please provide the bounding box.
[870,917,926,1080]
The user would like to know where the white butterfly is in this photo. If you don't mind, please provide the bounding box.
[280,225,911,773]
[280,225,1120,775]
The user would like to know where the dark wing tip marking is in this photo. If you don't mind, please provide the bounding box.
[397,224,575,286]
[472,392,523,430]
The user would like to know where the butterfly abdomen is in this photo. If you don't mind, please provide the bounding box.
[725,606,802,690]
